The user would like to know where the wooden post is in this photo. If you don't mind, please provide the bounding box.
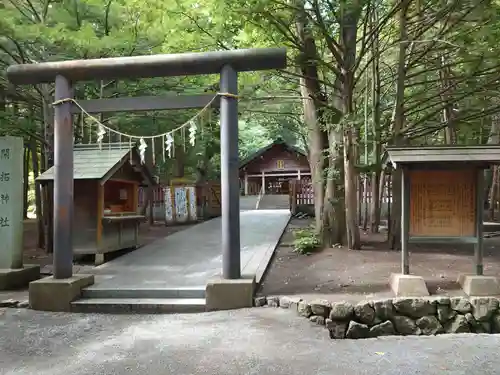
[220,64,241,279]
[244,173,248,196]
[261,171,265,194]
[297,169,301,180]
[291,181,297,214]
[401,167,410,275]
[53,75,73,279]
[96,184,104,247]
[475,168,484,275]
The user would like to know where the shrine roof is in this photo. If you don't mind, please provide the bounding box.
[239,138,306,169]
[385,145,500,167]
[36,143,155,185]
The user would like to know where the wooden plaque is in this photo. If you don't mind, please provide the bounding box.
[409,169,476,237]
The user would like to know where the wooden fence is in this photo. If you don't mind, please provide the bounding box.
[290,175,393,218]
[138,181,222,223]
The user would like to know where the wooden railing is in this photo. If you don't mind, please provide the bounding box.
[290,178,313,214]
[289,175,393,217]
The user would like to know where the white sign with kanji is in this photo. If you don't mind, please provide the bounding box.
[0,136,23,269]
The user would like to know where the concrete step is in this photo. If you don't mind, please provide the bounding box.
[82,286,205,299]
[259,194,290,210]
[71,298,207,314]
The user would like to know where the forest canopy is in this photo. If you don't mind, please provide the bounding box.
[1,0,500,250]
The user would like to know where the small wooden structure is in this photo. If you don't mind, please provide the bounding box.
[239,138,310,196]
[37,143,155,264]
[386,145,500,296]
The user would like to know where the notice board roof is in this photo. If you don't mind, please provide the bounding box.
[386,145,500,167]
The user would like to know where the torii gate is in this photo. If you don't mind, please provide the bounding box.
[7,49,287,285]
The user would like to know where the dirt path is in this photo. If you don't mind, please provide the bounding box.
[259,218,500,302]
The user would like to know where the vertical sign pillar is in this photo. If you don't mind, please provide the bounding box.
[475,168,484,275]
[401,168,410,275]
[0,136,24,269]
[220,65,241,279]
[53,75,74,279]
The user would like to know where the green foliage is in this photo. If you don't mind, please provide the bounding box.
[292,227,321,255]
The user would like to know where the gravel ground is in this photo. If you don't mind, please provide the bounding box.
[1,308,500,375]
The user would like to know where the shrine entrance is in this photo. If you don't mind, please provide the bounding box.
[7,48,287,312]
[266,176,291,195]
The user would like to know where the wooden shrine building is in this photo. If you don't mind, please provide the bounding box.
[37,143,156,265]
[386,145,500,298]
[239,138,310,195]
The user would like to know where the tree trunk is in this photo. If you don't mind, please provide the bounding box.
[489,166,498,221]
[23,145,30,219]
[339,0,362,249]
[322,123,346,246]
[295,4,333,240]
[388,0,410,249]
[369,6,382,233]
[29,137,45,249]
[41,86,54,253]
[485,112,500,208]
[174,145,185,178]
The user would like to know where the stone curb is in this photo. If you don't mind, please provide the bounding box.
[0,299,30,309]
[254,295,500,339]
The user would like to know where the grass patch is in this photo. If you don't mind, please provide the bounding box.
[292,227,321,255]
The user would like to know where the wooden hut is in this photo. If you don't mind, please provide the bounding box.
[37,143,156,264]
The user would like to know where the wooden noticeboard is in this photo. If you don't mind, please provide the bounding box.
[409,169,476,237]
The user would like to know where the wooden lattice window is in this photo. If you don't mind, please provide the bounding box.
[277,160,285,169]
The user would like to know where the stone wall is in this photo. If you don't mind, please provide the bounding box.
[255,296,500,339]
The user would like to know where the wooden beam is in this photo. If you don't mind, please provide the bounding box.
[7,48,287,84]
[70,94,220,114]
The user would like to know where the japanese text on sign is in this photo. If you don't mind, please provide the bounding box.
[0,148,10,160]
[0,147,12,228]
[409,169,476,237]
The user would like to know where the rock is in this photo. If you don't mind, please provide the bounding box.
[393,298,436,318]
[266,296,280,307]
[278,296,291,308]
[450,298,472,314]
[325,319,348,339]
[309,315,326,326]
[346,321,370,339]
[310,299,331,318]
[416,316,442,335]
[434,297,450,305]
[369,321,396,337]
[297,301,312,318]
[0,299,18,308]
[492,314,500,333]
[445,314,470,334]
[278,296,302,310]
[471,297,499,322]
[372,299,394,321]
[392,315,420,335]
[17,300,29,309]
[354,301,375,325]
[329,302,354,320]
[477,322,491,334]
[437,304,457,324]
[254,296,267,307]
[464,312,475,324]
[288,297,302,311]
